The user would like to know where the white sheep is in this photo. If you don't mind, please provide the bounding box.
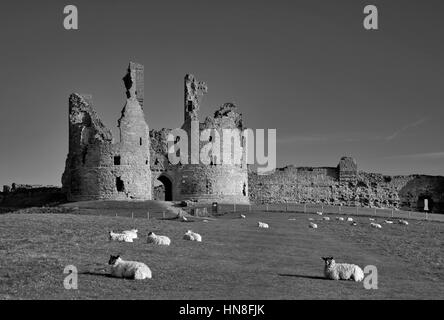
[309,222,318,229]
[351,221,357,226]
[398,219,409,225]
[308,218,314,221]
[109,230,134,242]
[385,220,394,224]
[369,218,375,221]
[338,217,345,221]
[370,222,382,229]
[108,255,151,280]
[316,212,323,216]
[147,232,171,246]
[323,217,330,221]
[322,257,364,281]
[183,230,202,242]
[347,217,353,222]
[257,222,269,229]
[240,214,246,219]
[181,216,188,222]
[122,229,138,240]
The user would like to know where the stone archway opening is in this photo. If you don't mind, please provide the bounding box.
[417,195,434,212]
[156,175,173,201]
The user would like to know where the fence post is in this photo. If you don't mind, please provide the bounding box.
[356,206,358,215]
[408,211,411,219]
[131,212,134,219]
[115,212,117,218]
[339,206,341,214]
[163,211,165,219]
[391,209,393,218]
[304,203,306,213]
[321,204,324,213]
[249,204,251,212]
[233,203,236,213]
[266,203,269,212]
[147,211,149,220]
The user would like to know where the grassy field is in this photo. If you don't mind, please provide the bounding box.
[0,209,443,299]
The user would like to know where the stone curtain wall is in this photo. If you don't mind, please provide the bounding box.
[248,166,444,213]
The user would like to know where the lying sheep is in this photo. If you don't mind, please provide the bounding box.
[257,222,269,229]
[240,214,246,219]
[385,220,394,224]
[347,217,353,222]
[322,257,364,282]
[123,229,138,240]
[308,218,314,221]
[337,217,345,221]
[371,222,382,229]
[183,230,202,242]
[309,222,318,229]
[108,255,151,280]
[147,232,171,246]
[316,212,323,216]
[323,217,330,221]
[369,218,375,221]
[109,230,134,242]
[181,216,189,222]
[398,219,409,225]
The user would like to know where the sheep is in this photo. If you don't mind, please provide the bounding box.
[181,216,188,222]
[337,217,345,221]
[257,222,269,229]
[370,222,382,229]
[108,255,152,280]
[351,221,357,226]
[322,257,364,282]
[240,214,246,219]
[309,222,318,229]
[398,219,409,225]
[385,220,394,224]
[308,218,314,221]
[183,230,202,242]
[369,218,375,221]
[109,231,134,242]
[316,212,323,216]
[122,229,138,240]
[146,232,171,246]
[347,217,353,222]
[323,217,330,221]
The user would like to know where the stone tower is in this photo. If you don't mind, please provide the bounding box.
[62,62,152,201]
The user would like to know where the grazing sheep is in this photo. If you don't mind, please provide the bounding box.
[181,216,188,222]
[369,218,375,221]
[203,219,209,223]
[316,212,323,216]
[183,230,202,242]
[370,222,382,229]
[338,217,345,221]
[257,222,269,229]
[147,232,171,246]
[323,217,330,221]
[108,255,151,280]
[122,229,138,239]
[308,218,314,221]
[240,214,246,219]
[351,221,357,226]
[322,257,364,282]
[385,220,394,224]
[109,231,134,242]
[309,222,318,229]
[347,217,353,222]
[398,220,409,225]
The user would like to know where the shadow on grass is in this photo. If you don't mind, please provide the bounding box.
[80,271,113,278]
[278,273,328,280]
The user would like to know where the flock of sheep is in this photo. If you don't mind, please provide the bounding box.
[105,208,411,282]
[306,211,410,281]
[107,224,202,280]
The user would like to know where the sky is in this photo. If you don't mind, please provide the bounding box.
[0,0,443,187]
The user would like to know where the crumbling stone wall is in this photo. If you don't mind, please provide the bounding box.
[62,62,152,201]
[248,159,444,213]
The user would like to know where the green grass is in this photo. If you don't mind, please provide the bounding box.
[0,210,443,299]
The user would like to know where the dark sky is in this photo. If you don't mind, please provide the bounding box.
[1,0,443,186]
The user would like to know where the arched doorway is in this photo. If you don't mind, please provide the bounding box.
[417,195,434,212]
[156,175,173,201]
